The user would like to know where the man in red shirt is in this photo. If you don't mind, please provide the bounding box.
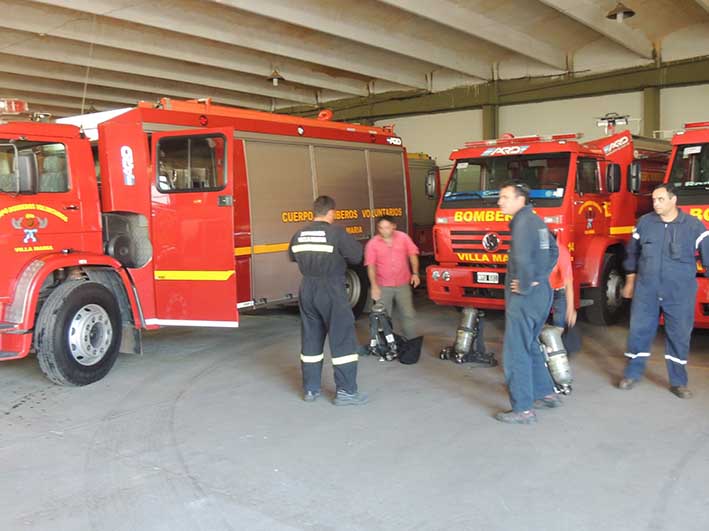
[549,242,577,329]
[365,216,420,339]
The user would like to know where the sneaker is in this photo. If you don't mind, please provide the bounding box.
[618,378,637,390]
[670,386,693,399]
[533,394,563,409]
[333,390,369,406]
[494,410,537,424]
[303,390,321,402]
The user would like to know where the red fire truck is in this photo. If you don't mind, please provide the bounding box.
[0,98,411,385]
[427,130,669,325]
[663,120,709,328]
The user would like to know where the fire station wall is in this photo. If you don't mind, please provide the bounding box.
[498,92,644,139]
[375,109,483,164]
[660,84,709,132]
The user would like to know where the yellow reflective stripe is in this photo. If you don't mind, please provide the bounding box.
[610,226,634,235]
[332,354,359,365]
[234,243,290,256]
[300,353,324,363]
[154,270,235,281]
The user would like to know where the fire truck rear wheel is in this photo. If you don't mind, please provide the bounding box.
[345,267,369,319]
[583,253,625,326]
[35,280,122,386]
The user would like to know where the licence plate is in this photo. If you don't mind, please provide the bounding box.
[476,272,499,284]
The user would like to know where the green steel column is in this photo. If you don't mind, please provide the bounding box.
[482,104,499,140]
[642,87,660,137]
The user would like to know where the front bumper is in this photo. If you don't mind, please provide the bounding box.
[426,264,506,309]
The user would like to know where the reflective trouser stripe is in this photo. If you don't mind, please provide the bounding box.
[301,353,324,363]
[665,355,688,365]
[332,354,359,365]
[625,352,651,359]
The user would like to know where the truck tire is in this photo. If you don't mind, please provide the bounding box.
[35,280,122,386]
[345,267,369,319]
[583,253,625,326]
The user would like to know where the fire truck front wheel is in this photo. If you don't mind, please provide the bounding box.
[35,280,122,386]
[583,253,625,326]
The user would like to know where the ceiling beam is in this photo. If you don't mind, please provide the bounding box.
[537,0,654,59]
[0,29,303,107]
[696,0,709,13]
[17,0,371,98]
[0,3,322,104]
[0,89,116,113]
[29,0,436,90]
[378,0,567,71]
[0,72,226,109]
[282,56,709,122]
[0,53,276,110]
[211,0,492,79]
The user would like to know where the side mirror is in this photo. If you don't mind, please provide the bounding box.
[605,163,621,193]
[628,161,641,193]
[425,168,438,200]
[0,143,20,193]
[17,152,38,193]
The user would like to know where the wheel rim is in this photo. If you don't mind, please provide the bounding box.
[344,269,362,308]
[605,269,624,314]
[68,304,113,366]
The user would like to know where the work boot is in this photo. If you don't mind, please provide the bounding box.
[303,390,321,402]
[333,390,368,406]
[533,394,563,409]
[494,410,537,424]
[670,386,693,399]
[618,378,637,390]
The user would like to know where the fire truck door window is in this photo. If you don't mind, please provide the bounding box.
[576,158,600,194]
[156,134,225,192]
[0,141,69,194]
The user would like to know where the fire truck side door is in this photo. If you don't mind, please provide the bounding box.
[150,128,238,326]
[573,157,609,262]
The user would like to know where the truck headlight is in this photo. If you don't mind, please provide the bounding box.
[442,271,451,282]
[432,271,441,281]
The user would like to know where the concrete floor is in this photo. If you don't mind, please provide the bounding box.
[1,292,709,531]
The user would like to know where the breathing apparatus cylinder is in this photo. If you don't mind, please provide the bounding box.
[539,325,573,394]
[454,307,480,357]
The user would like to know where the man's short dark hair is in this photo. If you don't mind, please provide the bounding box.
[376,215,397,226]
[313,195,336,217]
[500,180,530,203]
[654,182,676,197]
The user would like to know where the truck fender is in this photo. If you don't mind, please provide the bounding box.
[5,253,143,336]
[577,237,624,287]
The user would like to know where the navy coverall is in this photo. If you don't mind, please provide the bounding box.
[289,221,363,394]
[624,209,709,386]
[503,205,559,412]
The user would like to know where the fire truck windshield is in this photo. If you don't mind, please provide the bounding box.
[669,143,709,194]
[442,153,570,208]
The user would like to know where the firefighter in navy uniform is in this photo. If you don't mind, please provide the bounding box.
[289,196,368,406]
[619,183,709,398]
[495,182,559,424]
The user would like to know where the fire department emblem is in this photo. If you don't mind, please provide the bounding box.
[482,232,500,252]
[12,213,48,243]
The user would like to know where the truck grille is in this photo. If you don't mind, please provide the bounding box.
[450,229,510,256]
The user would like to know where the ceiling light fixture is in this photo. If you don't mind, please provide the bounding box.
[606,2,635,23]
[268,69,284,87]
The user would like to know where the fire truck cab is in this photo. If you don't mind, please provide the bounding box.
[664,120,709,327]
[0,99,411,385]
[427,130,669,325]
